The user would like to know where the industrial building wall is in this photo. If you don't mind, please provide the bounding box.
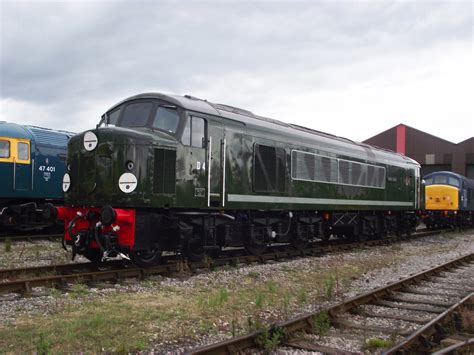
[363,124,473,178]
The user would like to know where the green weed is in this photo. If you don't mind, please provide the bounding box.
[324,275,336,300]
[282,291,292,314]
[256,326,285,352]
[297,288,308,304]
[36,332,53,355]
[199,288,229,309]
[255,292,265,309]
[5,237,12,253]
[69,283,89,298]
[312,311,331,336]
[362,337,393,350]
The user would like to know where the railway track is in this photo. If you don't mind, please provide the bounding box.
[0,228,453,297]
[385,293,473,354]
[189,252,474,354]
[0,233,62,243]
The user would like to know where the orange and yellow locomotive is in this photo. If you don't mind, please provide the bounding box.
[423,171,474,228]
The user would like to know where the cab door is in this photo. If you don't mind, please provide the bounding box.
[206,116,225,208]
[0,138,14,195]
[14,140,32,191]
[179,115,208,208]
[178,114,224,208]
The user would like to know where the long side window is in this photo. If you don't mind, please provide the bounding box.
[338,160,385,188]
[0,140,10,158]
[291,150,385,188]
[181,116,206,148]
[291,150,338,183]
[254,144,285,193]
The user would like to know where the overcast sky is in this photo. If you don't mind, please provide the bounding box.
[1,0,472,143]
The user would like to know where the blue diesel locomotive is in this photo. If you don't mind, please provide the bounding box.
[0,121,74,232]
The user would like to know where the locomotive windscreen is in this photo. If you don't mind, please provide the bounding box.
[103,100,180,135]
[121,102,153,127]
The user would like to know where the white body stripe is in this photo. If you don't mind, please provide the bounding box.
[227,194,412,207]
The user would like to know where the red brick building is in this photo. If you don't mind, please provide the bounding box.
[363,124,474,178]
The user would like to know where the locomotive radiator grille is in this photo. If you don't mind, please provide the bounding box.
[153,148,176,194]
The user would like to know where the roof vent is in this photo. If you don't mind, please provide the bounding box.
[184,94,206,101]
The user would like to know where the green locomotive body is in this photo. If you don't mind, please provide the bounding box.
[48,93,421,266]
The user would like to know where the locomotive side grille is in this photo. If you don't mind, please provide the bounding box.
[153,149,176,194]
[254,144,285,193]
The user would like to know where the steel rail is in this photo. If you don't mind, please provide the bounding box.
[0,228,459,296]
[383,293,474,354]
[0,260,126,280]
[188,252,474,354]
[0,233,62,243]
[432,338,474,354]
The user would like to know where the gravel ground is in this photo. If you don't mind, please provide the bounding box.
[0,240,89,268]
[0,230,473,353]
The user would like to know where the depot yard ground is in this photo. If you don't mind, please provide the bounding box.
[0,240,82,269]
[0,231,472,353]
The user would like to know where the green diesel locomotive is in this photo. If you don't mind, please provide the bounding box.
[46,93,421,266]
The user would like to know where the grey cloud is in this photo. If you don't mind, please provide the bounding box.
[0,0,472,140]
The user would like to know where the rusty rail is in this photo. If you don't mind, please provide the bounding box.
[384,293,474,354]
[0,233,62,243]
[0,227,457,296]
[189,252,474,354]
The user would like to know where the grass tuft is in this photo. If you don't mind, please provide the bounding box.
[324,275,336,300]
[256,326,285,352]
[69,283,89,298]
[362,337,394,350]
[36,332,52,355]
[312,311,331,336]
[4,237,12,253]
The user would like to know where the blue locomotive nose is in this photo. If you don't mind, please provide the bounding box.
[0,121,74,231]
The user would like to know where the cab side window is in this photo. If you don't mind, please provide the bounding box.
[192,117,205,147]
[0,140,10,158]
[17,142,29,161]
[153,106,180,133]
[181,116,206,148]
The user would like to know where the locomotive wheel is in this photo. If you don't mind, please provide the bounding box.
[185,237,206,262]
[291,236,308,251]
[129,248,163,267]
[320,229,331,242]
[244,241,267,255]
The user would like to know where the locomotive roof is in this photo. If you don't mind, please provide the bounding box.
[0,121,75,146]
[424,170,474,187]
[106,93,420,168]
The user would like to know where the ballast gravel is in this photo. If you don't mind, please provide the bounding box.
[358,304,434,323]
[0,240,89,269]
[0,230,473,354]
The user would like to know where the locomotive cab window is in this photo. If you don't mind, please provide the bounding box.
[121,102,153,127]
[448,177,460,187]
[434,175,448,184]
[254,144,285,193]
[0,140,9,158]
[17,142,29,162]
[101,100,184,137]
[106,107,121,126]
[152,106,179,134]
[182,116,206,148]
